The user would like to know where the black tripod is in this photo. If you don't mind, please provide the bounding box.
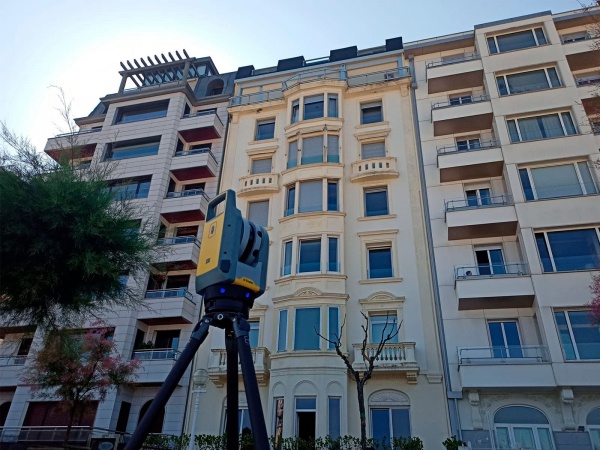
[124,285,270,450]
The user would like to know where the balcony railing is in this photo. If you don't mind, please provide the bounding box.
[346,67,410,87]
[437,139,499,155]
[54,128,101,138]
[455,262,529,279]
[0,355,27,366]
[156,236,199,246]
[228,89,284,107]
[0,426,122,443]
[165,189,209,200]
[144,288,193,301]
[561,32,597,44]
[181,109,224,127]
[432,95,489,110]
[458,346,548,364]
[445,194,513,211]
[426,53,480,68]
[576,75,600,86]
[132,348,181,360]
[283,68,343,89]
[352,342,417,367]
[174,147,215,158]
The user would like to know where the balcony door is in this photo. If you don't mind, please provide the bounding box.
[475,248,506,275]
[465,188,491,207]
[488,321,523,358]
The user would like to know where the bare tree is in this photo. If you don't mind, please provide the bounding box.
[318,312,400,450]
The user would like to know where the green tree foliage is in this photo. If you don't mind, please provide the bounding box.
[0,118,158,330]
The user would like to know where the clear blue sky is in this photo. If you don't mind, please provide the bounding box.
[0,0,581,151]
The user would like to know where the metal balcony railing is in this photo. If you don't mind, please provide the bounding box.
[0,355,27,366]
[144,288,193,301]
[426,53,480,68]
[458,346,548,364]
[0,426,124,443]
[576,75,600,86]
[54,128,101,138]
[156,236,199,246]
[346,67,410,87]
[561,31,597,44]
[437,139,499,155]
[165,189,209,200]
[455,262,529,279]
[432,94,489,110]
[445,194,513,211]
[132,348,181,360]
[181,109,224,126]
[283,68,343,89]
[174,147,215,158]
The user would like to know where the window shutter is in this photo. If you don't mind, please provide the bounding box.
[362,142,385,159]
[327,135,339,162]
[302,136,324,164]
[251,158,272,174]
[299,180,323,213]
[248,200,269,227]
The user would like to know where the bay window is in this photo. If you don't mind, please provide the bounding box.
[287,133,340,169]
[280,235,341,277]
[285,179,339,216]
[497,67,561,95]
[507,112,577,143]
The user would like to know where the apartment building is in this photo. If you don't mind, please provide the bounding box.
[0,53,234,437]
[189,39,450,447]
[407,7,600,450]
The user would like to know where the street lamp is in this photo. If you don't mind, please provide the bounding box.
[188,368,209,450]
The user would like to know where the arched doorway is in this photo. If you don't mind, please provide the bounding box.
[494,405,553,450]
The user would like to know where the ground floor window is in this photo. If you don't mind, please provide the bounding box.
[371,408,410,447]
[494,406,554,450]
[295,397,316,442]
[588,408,600,450]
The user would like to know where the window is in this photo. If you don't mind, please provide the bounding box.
[371,408,410,447]
[519,162,597,200]
[488,321,522,358]
[154,330,180,358]
[494,406,554,450]
[328,94,338,118]
[463,187,492,207]
[475,248,506,275]
[554,310,600,360]
[248,321,259,348]
[587,408,600,450]
[277,310,288,352]
[328,397,341,439]
[206,79,224,96]
[365,187,389,217]
[508,112,577,142]
[108,176,151,200]
[256,119,275,141]
[361,101,383,124]
[361,141,386,159]
[592,121,600,135]
[104,136,161,160]
[328,237,339,273]
[328,306,340,349]
[285,179,339,216]
[497,68,561,95]
[248,200,269,227]
[535,228,600,272]
[282,241,293,276]
[456,137,481,151]
[251,157,272,175]
[298,239,321,273]
[295,397,317,441]
[370,314,399,343]
[368,246,393,279]
[287,134,340,168]
[488,28,547,54]
[114,100,169,124]
[222,408,252,434]
[291,100,300,124]
[304,95,324,120]
[294,308,320,350]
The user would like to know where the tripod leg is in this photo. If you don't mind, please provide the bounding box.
[233,317,270,450]
[225,326,239,450]
[124,317,212,450]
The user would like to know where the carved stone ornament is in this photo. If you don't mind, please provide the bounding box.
[369,389,410,406]
[294,288,321,297]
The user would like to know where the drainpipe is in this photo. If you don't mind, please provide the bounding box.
[407,55,462,439]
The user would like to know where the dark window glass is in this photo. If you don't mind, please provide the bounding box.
[496,30,537,52]
[294,308,320,350]
[519,169,535,201]
[328,238,339,272]
[303,95,324,120]
[108,177,151,200]
[115,100,169,124]
[365,189,388,216]
[282,241,293,276]
[361,103,383,124]
[488,37,498,54]
[327,182,338,211]
[256,119,275,140]
[291,100,299,124]
[368,248,393,279]
[298,239,321,273]
[328,94,338,118]
[497,76,508,96]
[542,229,600,271]
[285,186,296,216]
[105,137,161,160]
[535,233,554,272]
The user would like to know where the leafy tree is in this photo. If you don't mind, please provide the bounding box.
[22,326,139,447]
[0,92,158,330]
[318,313,400,450]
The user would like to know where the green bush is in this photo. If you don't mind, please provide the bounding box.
[442,436,467,450]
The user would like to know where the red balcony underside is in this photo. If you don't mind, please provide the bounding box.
[171,166,214,182]
[46,144,96,162]
[161,210,205,224]
[179,126,219,143]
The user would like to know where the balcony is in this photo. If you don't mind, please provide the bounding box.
[431,95,493,137]
[0,356,27,387]
[350,157,399,182]
[170,149,218,181]
[351,342,419,383]
[178,110,224,142]
[132,349,181,386]
[208,347,270,387]
[138,288,197,325]
[437,140,503,182]
[575,74,600,87]
[454,263,534,310]
[155,236,200,271]
[458,346,554,389]
[238,173,280,197]
[161,189,210,224]
[445,194,518,240]
[426,54,484,94]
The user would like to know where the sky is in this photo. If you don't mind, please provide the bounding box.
[0,0,584,152]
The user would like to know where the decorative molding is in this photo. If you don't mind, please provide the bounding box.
[357,229,399,238]
[560,388,576,431]
[294,288,321,298]
[353,126,392,142]
[369,389,410,406]
[246,144,279,156]
[469,391,484,430]
[359,291,405,305]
